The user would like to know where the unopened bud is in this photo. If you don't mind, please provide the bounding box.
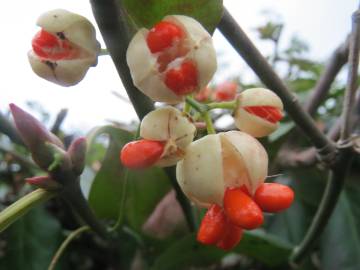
[67,137,87,175]
[26,175,62,190]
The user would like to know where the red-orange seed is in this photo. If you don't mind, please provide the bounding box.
[244,106,283,124]
[32,29,74,60]
[254,183,294,213]
[120,139,164,169]
[223,187,264,230]
[164,61,198,96]
[146,21,184,53]
[197,204,227,245]
[216,222,243,251]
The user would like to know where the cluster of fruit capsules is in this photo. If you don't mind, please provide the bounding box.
[24,7,295,253]
[121,14,295,248]
[27,8,294,250]
[121,14,294,251]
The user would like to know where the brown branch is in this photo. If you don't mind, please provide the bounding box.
[304,38,350,115]
[218,8,336,160]
[51,109,68,135]
[277,94,359,169]
[340,10,360,141]
[0,112,24,146]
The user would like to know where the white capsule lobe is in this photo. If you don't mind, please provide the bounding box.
[176,131,268,207]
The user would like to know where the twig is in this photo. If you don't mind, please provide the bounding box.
[50,109,68,135]
[48,226,90,270]
[218,8,336,160]
[90,0,195,232]
[341,10,360,141]
[111,91,131,104]
[276,91,360,169]
[0,145,37,170]
[304,38,350,116]
[0,112,24,146]
[271,38,349,172]
[290,6,360,265]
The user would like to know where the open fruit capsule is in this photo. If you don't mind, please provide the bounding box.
[234,88,284,137]
[214,82,238,101]
[126,15,217,104]
[121,106,196,169]
[176,130,268,208]
[28,9,100,86]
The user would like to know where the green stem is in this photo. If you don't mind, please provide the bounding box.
[109,169,129,232]
[203,112,216,134]
[0,189,56,233]
[48,226,90,270]
[185,96,208,113]
[207,100,237,110]
[185,97,216,134]
[99,48,109,56]
[183,100,192,114]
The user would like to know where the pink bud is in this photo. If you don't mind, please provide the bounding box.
[25,175,61,190]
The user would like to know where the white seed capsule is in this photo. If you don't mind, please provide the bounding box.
[176,131,268,207]
[234,88,284,137]
[126,15,217,104]
[28,9,100,86]
[140,106,196,167]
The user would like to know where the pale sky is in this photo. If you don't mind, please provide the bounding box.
[0,0,357,134]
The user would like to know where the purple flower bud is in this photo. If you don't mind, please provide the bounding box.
[9,103,64,169]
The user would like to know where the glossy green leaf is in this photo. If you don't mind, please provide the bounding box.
[87,126,133,220]
[121,0,223,34]
[235,230,292,266]
[151,231,292,269]
[126,168,170,231]
[0,206,63,270]
[319,190,360,270]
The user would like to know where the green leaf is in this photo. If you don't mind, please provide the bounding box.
[126,168,170,231]
[87,126,170,231]
[121,0,223,34]
[87,126,133,220]
[319,191,360,270]
[235,230,292,266]
[0,206,63,270]
[151,231,292,269]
